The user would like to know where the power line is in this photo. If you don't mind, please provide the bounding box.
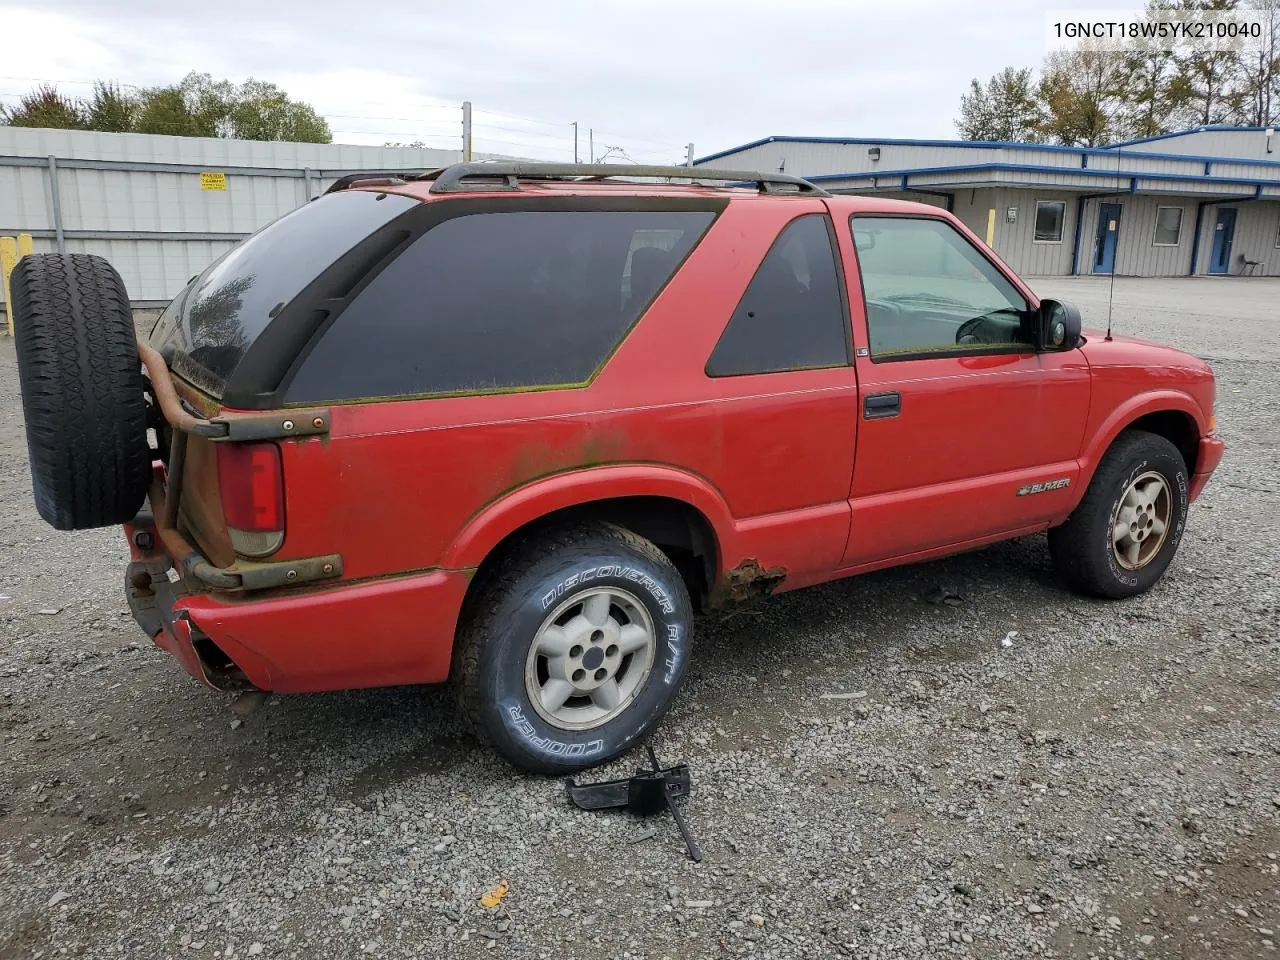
[0,74,145,89]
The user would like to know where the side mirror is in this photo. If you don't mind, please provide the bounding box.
[853,229,876,251]
[1038,299,1081,350]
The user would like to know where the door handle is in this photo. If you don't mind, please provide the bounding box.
[864,392,901,419]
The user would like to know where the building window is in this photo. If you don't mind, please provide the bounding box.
[1275,218,1280,248]
[1153,206,1184,246]
[706,214,849,377]
[1033,201,1066,243]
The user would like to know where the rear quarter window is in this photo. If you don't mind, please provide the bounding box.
[283,209,716,403]
[149,190,418,396]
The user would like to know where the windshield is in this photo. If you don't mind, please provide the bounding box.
[149,190,417,396]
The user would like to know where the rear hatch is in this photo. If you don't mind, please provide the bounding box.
[147,188,419,571]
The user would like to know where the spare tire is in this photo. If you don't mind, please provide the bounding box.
[12,253,150,530]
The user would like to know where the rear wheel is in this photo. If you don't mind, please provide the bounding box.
[454,522,692,774]
[1048,430,1189,598]
[12,253,150,530]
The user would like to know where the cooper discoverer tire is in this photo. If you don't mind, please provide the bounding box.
[1048,430,1189,599]
[12,253,150,530]
[454,522,693,774]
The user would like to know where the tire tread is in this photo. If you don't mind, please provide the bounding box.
[12,253,150,530]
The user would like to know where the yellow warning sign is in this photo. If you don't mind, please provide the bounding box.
[200,172,228,192]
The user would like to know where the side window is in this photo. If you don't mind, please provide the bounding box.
[285,209,715,402]
[850,216,1033,360]
[705,214,848,377]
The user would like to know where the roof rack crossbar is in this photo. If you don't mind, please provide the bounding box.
[324,170,429,194]
[424,162,828,196]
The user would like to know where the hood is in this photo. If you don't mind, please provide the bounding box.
[1078,329,1212,377]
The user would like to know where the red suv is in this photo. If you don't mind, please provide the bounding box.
[10,162,1224,773]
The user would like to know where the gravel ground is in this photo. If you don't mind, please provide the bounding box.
[2,277,1277,960]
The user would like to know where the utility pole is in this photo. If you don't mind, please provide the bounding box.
[686,142,695,167]
[589,128,594,164]
[572,122,579,163]
[461,101,473,162]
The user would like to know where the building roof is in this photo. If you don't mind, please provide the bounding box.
[694,127,1280,170]
[805,163,1278,199]
[693,127,1280,199]
[1109,124,1276,147]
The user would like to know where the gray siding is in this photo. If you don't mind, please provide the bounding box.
[1076,196,1199,277]
[838,187,1278,277]
[1231,202,1280,275]
[948,188,1077,276]
[1192,200,1280,275]
[697,141,1114,180]
[697,139,1267,181]
[1121,129,1280,160]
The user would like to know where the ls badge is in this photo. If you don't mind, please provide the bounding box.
[1017,478,1071,496]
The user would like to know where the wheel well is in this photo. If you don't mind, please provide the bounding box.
[1123,410,1200,474]
[465,496,720,613]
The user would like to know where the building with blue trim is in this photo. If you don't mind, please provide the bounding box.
[695,126,1280,277]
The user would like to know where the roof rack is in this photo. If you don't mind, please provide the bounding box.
[422,162,828,196]
[324,170,432,194]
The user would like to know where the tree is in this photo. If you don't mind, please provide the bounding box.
[1227,0,1280,124]
[176,72,235,137]
[134,85,218,137]
[0,84,84,129]
[2,72,331,143]
[1035,46,1128,145]
[1113,1,1187,138]
[85,82,138,133]
[1171,0,1244,126]
[225,79,331,142]
[955,67,1043,141]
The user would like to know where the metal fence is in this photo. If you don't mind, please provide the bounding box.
[0,126,508,307]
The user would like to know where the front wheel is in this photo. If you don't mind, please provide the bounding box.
[1048,430,1189,598]
[454,522,693,774]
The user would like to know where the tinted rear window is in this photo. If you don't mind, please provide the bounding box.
[284,209,715,403]
[706,214,848,377]
[150,190,417,396]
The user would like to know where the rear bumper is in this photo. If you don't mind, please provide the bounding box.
[124,515,472,693]
[1188,435,1225,503]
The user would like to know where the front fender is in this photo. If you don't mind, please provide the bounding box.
[1079,389,1207,486]
[442,464,737,573]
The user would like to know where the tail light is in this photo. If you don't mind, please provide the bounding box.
[217,442,285,558]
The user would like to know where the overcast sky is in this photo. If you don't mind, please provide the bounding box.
[2,0,1119,161]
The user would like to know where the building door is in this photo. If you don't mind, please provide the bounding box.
[1209,207,1237,274]
[1094,203,1122,274]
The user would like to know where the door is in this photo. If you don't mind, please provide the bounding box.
[1209,207,1237,274]
[842,214,1091,568]
[1093,203,1122,274]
